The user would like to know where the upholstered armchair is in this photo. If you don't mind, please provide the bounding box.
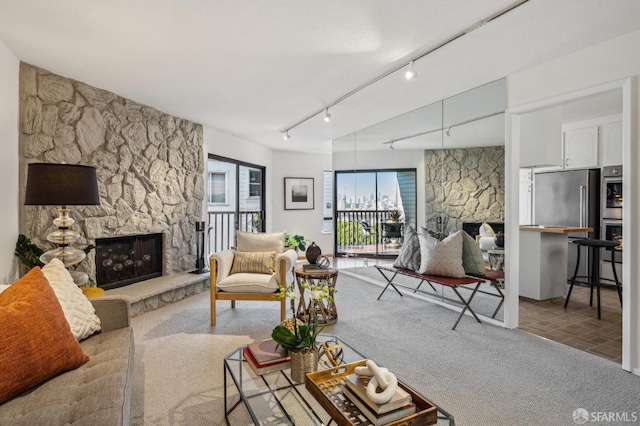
[209,231,298,326]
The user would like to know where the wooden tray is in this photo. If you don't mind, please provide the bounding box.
[305,360,438,426]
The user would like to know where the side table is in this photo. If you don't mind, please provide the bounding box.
[294,267,338,325]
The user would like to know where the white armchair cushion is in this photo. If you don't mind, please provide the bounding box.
[216,273,279,294]
[211,250,235,283]
[275,250,298,286]
[213,247,298,294]
[479,222,496,237]
[478,236,495,251]
[236,231,285,253]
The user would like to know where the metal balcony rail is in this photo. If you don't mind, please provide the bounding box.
[207,210,262,253]
[336,210,401,255]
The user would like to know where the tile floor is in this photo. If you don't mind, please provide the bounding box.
[518,286,622,363]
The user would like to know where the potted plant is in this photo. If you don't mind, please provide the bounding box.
[271,280,331,382]
[285,234,310,253]
[386,208,403,223]
[383,209,404,245]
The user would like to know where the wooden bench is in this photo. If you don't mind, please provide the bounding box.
[375,265,500,330]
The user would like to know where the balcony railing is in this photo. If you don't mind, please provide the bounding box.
[336,210,401,256]
[208,209,401,256]
[207,210,262,253]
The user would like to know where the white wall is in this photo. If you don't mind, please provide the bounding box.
[507,29,640,375]
[202,126,274,229]
[508,29,640,108]
[0,41,19,284]
[272,150,332,254]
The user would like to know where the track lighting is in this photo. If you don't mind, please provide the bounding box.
[445,127,451,137]
[389,141,395,150]
[405,60,417,80]
[278,3,524,138]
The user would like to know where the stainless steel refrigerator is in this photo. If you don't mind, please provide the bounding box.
[534,169,600,279]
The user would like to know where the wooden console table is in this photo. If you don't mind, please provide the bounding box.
[294,267,338,325]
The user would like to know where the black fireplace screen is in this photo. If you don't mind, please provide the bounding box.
[95,233,163,290]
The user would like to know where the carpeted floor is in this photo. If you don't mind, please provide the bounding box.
[130,272,640,426]
[345,265,505,322]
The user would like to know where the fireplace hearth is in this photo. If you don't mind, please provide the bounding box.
[95,233,163,290]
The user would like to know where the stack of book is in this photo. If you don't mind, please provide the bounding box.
[341,374,416,426]
[242,339,291,375]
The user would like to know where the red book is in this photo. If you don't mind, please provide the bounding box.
[243,347,291,375]
[247,339,290,365]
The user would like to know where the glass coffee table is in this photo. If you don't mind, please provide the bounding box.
[224,335,455,425]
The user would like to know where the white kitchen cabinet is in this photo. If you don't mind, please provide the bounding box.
[601,121,623,166]
[519,168,533,225]
[563,126,599,169]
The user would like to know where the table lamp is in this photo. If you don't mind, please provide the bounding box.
[24,163,100,285]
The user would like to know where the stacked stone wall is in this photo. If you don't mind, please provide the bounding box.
[424,146,504,235]
[19,62,204,281]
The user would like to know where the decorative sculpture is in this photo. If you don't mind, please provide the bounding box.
[353,359,399,405]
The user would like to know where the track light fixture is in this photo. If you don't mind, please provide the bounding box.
[404,60,417,80]
[445,127,451,137]
[389,141,395,150]
[278,1,527,139]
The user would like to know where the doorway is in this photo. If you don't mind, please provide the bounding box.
[508,85,627,365]
[207,154,265,253]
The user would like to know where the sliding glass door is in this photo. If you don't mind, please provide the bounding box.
[335,168,416,256]
[207,155,265,253]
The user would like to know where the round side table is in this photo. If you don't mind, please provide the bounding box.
[294,267,338,325]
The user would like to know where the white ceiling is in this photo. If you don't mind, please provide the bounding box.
[0,0,638,154]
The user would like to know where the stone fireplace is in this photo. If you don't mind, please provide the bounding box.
[96,233,163,290]
[18,63,205,285]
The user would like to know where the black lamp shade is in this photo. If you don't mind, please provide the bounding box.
[24,163,100,206]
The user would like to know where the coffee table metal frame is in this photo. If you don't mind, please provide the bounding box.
[223,334,455,425]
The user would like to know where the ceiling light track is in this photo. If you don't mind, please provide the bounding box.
[280,0,529,138]
[380,110,505,147]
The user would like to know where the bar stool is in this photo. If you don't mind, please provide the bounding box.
[564,239,622,319]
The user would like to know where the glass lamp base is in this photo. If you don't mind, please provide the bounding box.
[40,246,87,267]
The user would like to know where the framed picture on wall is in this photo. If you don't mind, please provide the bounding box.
[284,177,314,210]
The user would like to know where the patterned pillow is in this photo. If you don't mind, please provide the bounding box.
[0,267,89,404]
[417,231,465,278]
[393,225,421,270]
[230,251,275,275]
[42,258,102,341]
[461,231,486,274]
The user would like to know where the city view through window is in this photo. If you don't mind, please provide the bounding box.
[334,170,416,256]
[336,171,400,211]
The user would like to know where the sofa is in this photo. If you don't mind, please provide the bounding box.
[0,295,134,426]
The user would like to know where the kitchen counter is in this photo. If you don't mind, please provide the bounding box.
[520,225,593,233]
[519,225,592,300]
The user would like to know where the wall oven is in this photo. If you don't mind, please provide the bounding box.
[601,165,623,267]
[602,218,622,264]
[602,165,622,220]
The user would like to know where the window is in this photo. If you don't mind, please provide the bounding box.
[249,169,262,197]
[323,170,334,233]
[208,172,227,204]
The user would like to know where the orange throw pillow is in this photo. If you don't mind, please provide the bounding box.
[0,267,89,404]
